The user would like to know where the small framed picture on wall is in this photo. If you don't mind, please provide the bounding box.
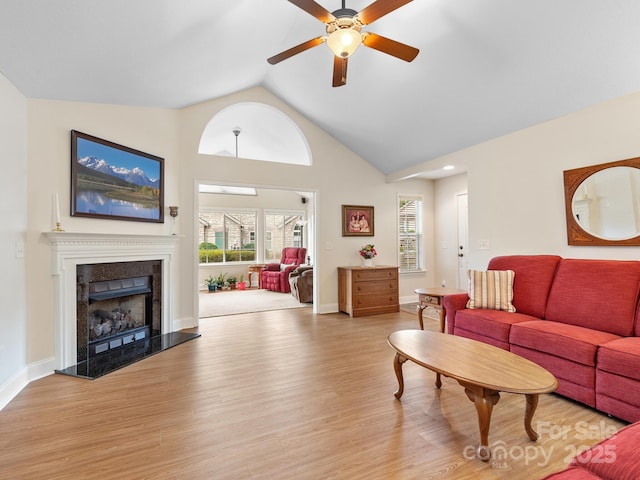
[342,205,374,236]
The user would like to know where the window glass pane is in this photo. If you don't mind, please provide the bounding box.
[398,197,422,271]
[264,213,304,262]
[198,211,256,264]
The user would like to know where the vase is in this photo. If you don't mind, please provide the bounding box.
[363,258,374,268]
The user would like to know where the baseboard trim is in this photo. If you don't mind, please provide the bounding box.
[0,356,65,411]
[317,303,339,314]
[174,316,197,331]
[0,367,28,411]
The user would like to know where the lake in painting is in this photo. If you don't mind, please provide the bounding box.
[76,190,159,219]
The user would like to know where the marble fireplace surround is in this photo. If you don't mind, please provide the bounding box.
[46,232,179,371]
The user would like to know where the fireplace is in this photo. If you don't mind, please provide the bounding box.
[46,232,183,373]
[76,261,161,363]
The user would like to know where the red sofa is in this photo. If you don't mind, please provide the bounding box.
[261,247,307,293]
[443,255,640,423]
[540,421,640,479]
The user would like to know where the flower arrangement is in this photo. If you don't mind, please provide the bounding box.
[359,244,377,259]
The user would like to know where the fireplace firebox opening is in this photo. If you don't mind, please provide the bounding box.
[77,260,162,363]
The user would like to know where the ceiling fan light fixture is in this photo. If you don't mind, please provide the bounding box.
[326,26,362,58]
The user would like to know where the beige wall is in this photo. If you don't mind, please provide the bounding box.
[434,173,468,289]
[26,100,179,363]
[5,72,640,409]
[434,92,640,270]
[178,86,433,315]
[22,87,433,369]
[0,72,28,396]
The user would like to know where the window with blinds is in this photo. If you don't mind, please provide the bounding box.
[398,196,423,271]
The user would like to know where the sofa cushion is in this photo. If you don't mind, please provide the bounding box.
[569,421,640,480]
[596,371,640,415]
[488,255,562,318]
[511,344,596,406]
[453,327,511,350]
[545,259,640,336]
[454,309,537,345]
[510,320,620,366]
[539,466,604,479]
[597,337,640,381]
[595,380,640,423]
[466,269,516,312]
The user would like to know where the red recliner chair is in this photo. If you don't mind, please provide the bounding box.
[261,247,307,293]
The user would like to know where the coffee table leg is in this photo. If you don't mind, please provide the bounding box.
[393,353,408,399]
[524,394,540,440]
[463,385,500,462]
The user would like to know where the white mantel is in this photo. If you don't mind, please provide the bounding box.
[46,232,180,370]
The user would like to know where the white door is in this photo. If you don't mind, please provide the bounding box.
[457,194,469,289]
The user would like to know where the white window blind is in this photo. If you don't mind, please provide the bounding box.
[398,196,423,271]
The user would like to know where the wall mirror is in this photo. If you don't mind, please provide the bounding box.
[564,157,640,246]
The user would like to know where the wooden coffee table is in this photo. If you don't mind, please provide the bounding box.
[387,330,558,461]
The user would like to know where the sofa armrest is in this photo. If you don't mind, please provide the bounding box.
[443,293,470,334]
[263,263,280,271]
[289,265,312,279]
[291,265,313,277]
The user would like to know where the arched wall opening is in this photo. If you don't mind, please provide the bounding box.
[195,102,316,319]
[198,102,312,165]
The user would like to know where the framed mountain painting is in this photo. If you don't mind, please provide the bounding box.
[70,130,164,223]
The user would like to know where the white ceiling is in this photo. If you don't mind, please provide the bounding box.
[2,0,640,179]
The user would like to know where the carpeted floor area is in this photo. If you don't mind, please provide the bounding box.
[199,288,310,317]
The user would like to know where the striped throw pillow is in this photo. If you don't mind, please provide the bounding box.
[466,269,516,312]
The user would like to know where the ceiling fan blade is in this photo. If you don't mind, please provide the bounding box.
[267,37,325,65]
[288,0,336,23]
[332,56,348,87]
[357,0,412,25]
[362,32,419,62]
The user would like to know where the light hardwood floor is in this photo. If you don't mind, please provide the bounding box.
[0,309,626,480]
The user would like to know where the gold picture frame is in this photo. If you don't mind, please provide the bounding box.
[342,205,374,237]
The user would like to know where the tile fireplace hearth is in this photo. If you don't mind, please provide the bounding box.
[56,331,200,379]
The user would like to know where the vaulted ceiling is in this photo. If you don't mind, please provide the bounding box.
[2,0,640,179]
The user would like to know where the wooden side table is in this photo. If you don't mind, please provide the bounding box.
[248,264,265,288]
[414,287,466,333]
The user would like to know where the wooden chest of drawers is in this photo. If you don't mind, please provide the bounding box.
[338,266,399,317]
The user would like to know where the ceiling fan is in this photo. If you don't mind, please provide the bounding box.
[267,0,419,87]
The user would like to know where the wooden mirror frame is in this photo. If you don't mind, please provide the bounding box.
[564,156,640,246]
